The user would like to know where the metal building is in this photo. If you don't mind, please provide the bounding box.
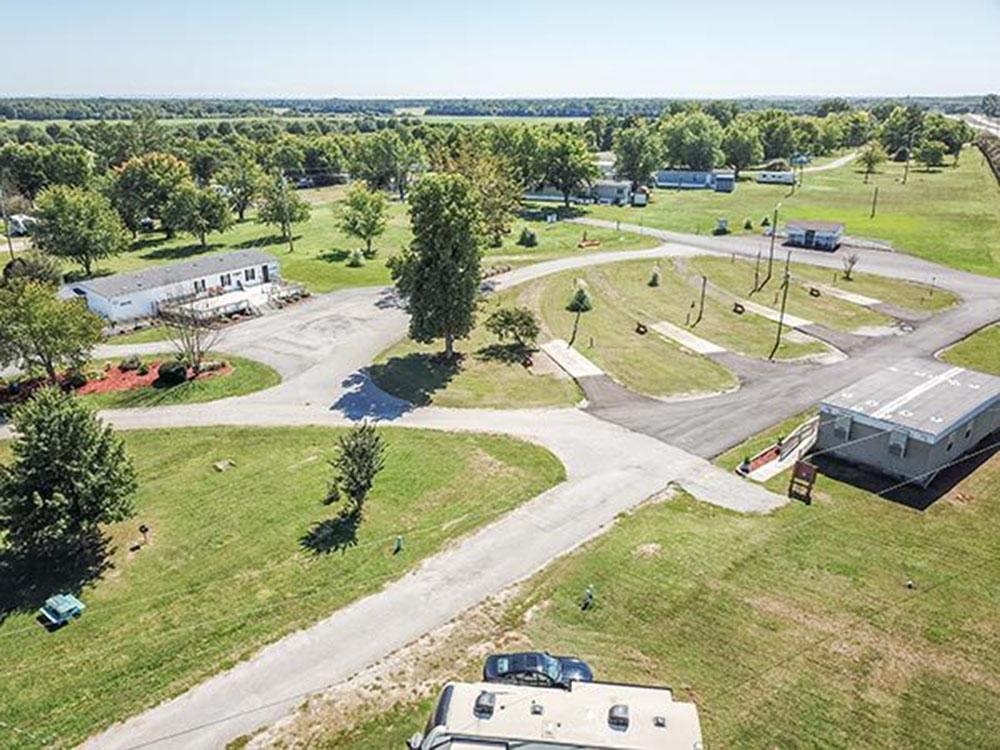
[816,359,1000,488]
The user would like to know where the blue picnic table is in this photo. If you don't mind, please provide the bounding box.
[39,594,86,626]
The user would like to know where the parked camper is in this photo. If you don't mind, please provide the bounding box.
[756,171,797,185]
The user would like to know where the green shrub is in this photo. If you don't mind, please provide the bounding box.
[648,268,661,287]
[65,370,87,389]
[517,228,538,247]
[156,360,188,387]
[347,249,365,267]
[761,215,770,227]
[744,218,753,230]
[137,364,149,376]
[120,354,142,372]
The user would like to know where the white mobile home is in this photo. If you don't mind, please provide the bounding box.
[72,249,281,323]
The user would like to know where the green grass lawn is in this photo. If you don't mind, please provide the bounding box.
[689,255,895,332]
[317,425,1000,749]
[588,260,825,360]
[72,189,656,295]
[0,426,565,749]
[371,289,583,409]
[587,146,1000,277]
[103,325,178,345]
[372,264,739,407]
[76,352,280,409]
[939,324,1000,375]
[787,262,959,314]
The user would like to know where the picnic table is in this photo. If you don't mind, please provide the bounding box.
[39,594,86,626]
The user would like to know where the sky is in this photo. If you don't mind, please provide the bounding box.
[2,0,999,99]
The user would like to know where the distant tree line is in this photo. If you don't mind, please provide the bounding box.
[0,95,993,123]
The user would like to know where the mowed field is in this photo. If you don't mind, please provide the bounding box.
[0,426,565,749]
[587,146,1000,277]
[307,426,1000,750]
[74,188,657,294]
[940,323,1000,375]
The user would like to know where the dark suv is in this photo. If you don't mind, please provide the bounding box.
[482,651,594,689]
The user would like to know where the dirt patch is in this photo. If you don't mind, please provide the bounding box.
[245,586,529,748]
[633,542,662,559]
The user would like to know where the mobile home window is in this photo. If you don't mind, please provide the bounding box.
[194,279,206,293]
[964,419,974,439]
[220,273,231,286]
[888,430,907,458]
[245,267,256,281]
[833,414,852,440]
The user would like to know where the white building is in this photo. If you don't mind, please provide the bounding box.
[71,249,281,323]
[785,220,845,251]
[411,679,703,750]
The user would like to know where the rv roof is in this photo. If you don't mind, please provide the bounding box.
[821,358,1000,442]
[427,680,702,749]
[786,220,844,232]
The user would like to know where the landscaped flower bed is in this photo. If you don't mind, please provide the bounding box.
[76,360,233,396]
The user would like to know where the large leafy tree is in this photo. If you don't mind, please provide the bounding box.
[0,387,137,556]
[256,173,311,252]
[0,281,103,381]
[110,152,192,234]
[721,120,764,178]
[858,142,887,183]
[162,183,233,246]
[922,113,973,164]
[388,173,482,359]
[983,94,1000,118]
[613,124,661,190]
[33,185,130,276]
[447,143,521,248]
[542,130,598,207]
[340,182,388,258]
[878,105,925,159]
[745,109,797,160]
[217,155,266,221]
[352,129,426,200]
[658,111,723,170]
[915,139,947,170]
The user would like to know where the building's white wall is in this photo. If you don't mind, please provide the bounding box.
[85,259,281,322]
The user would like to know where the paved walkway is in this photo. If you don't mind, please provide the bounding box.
[651,321,726,354]
[541,339,605,378]
[739,298,814,328]
[815,283,881,307]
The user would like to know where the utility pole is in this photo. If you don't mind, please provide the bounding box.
[0,175,15,262]
[902,131,913,185]
[768,264,792,361]
[870,186,879,219]
[693,275,707,327]
[756,202,781,292]
[279,172,294,253]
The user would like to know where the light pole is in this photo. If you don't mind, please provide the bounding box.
[756,201,781,292]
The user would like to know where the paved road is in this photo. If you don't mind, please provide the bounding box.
[25,221,998,749]
[571,220,1000,456]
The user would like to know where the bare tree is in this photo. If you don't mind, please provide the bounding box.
[161,303,222,374]
[841,253,860,282]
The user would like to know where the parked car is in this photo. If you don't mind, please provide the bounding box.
[483,651,594,688]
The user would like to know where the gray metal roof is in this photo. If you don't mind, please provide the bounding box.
[74,249,275,300]
[821,358,1000,442]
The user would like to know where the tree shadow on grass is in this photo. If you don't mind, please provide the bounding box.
[318,249,350,264]
[300,512,360,555]
[475,343,534,366]
[0,533,113,626]
[366,352,461,407]
[140,242,225,262]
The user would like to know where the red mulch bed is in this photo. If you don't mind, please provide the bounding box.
[1,362,234,403]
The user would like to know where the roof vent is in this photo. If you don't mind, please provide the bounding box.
[653,715,667,728]
[608,704,629,731]
[474,691,496,719]
[531,701,544,715]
